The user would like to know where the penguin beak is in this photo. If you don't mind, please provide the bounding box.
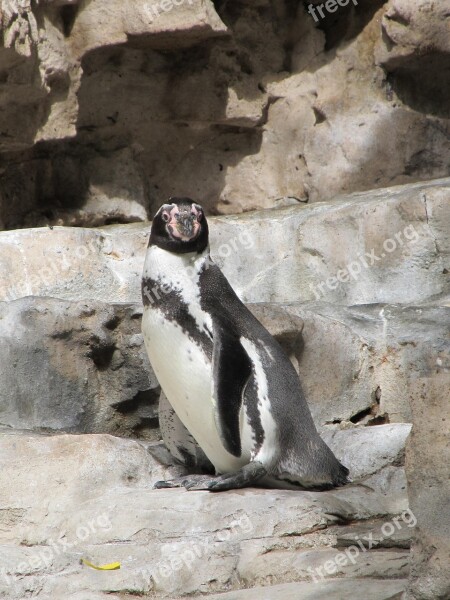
[165,207,200,241]
[177,213,195,239]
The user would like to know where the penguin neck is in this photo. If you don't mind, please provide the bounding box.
[144,244,211,283]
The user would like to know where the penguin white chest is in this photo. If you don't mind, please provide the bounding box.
[142,308,207,421]
[142,309,247,473]
[142,247,251,473]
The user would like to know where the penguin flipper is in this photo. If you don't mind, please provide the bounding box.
[211,321,253,458]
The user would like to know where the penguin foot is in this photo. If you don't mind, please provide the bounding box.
[153,474,214,489]
[185,461,267,492]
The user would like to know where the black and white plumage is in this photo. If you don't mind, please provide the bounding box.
[142,198,349,492]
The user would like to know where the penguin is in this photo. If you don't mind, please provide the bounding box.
[141,198,349,492]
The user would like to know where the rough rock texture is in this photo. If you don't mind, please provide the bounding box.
[288,302,450,426]
[0,428,411,599]
[405,377,450,599]
[0,297,303,437]
[0,298,160,437]
[1,2,449,596]
[1,0,450,226]
[376,1,450,76]
[1,178,448,306]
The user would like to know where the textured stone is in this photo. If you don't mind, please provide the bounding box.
[405,374,450,600]
[285,303,449,427]
[69,0,228,58]
[0,179,448,306]
[323,424,412,480]
[0,430,411,599]
[376,1,450,72]
[203,579,408,600]
[238,546,410,586]
[330,518,414,550]
[0,297,160,438]
[2,1,450,225]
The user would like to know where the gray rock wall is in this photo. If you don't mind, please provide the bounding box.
[1,0,449,598]
[1,0,450,226]
[0,182,448,598]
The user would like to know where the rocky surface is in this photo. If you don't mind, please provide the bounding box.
[0,298,159,437]
[0,186,448,598]
[1,1,449,597]
[0,297,303,436]
[1,0,450,226]
[0,427,412,599]
[405,368,450,600]
[1,177,449,306]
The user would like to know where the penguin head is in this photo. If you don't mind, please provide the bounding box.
[149,198,209,254]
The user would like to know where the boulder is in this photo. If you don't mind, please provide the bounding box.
[0,179,448,306]
[0,297,303,436]
[0,298,160,438]
[0,428,411,599]
[287,302,450,426]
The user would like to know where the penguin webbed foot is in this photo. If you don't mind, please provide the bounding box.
[153,474,214,489]
[185,461,267,492]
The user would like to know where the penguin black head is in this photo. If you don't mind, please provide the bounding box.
[149,198,209,254]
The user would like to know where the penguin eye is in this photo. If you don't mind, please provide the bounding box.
[162,212,170,223]
[194,211,202,222]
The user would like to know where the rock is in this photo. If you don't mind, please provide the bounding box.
[375,1,450,140]
[2,0,450,224]
[20,148,150,228]
[362,467,409,512]
[0,430,411,599]
[285,303,449,427]
[0,298,160,438]
[405,373,450,599]
[322,424,412,480]
[238,545,410,586]
[376,1,450,71]
[329,518,414,550]
[0,296,303,436]
[124,0,229,49]
[0,178,448,306]
[69,0,228,58]
[202,579,408,600]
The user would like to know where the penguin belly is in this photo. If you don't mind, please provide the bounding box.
[142,308,249,474]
